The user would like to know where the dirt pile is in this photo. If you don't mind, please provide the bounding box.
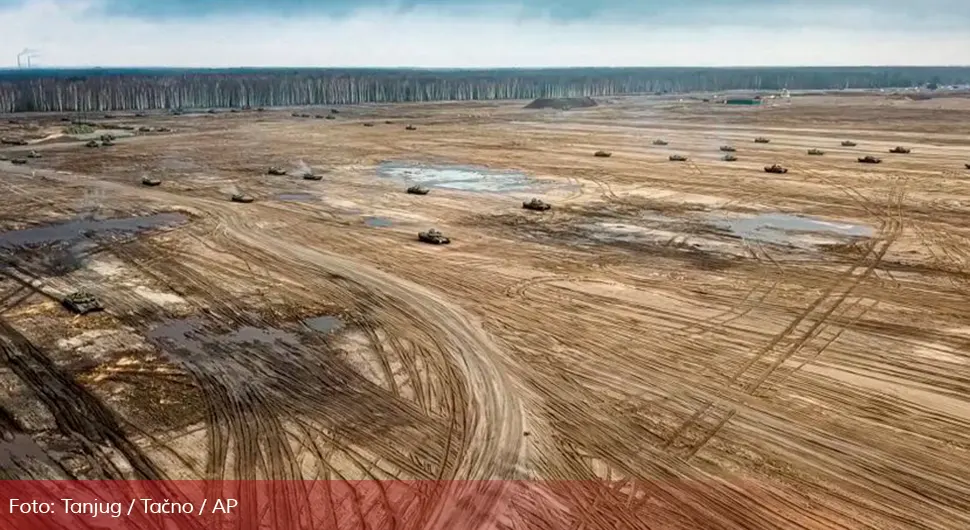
[524,97,598,110]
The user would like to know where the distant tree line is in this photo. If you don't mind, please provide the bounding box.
[1,67,968,113]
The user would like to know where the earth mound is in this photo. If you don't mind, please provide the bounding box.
[524,97,598,110]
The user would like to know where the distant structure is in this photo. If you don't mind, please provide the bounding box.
[16,48,40,68]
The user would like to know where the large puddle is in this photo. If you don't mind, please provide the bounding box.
[377,161,556,193]
[708,213,874,246]
[0,213,187,250]
[363,216,393,228]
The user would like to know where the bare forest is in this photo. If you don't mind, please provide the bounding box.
[2,66,969,112]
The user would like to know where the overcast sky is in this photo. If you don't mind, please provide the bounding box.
[2,0,968,68]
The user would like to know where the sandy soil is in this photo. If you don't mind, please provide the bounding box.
[1,95,970,529]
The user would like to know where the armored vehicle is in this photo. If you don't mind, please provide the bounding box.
[764,164,788,174]
[407,185,430,195]
[841,140,857,147]
[85,140,100,148]
[669,154,688,162]
[807,148,825,155]
[652,139,669,146]
[405,125,417,130]
[594,150,612,157]
[754,137,770,144]
[722,154,738,162]
[62,291,104,315]
[858,156,882,164]
[719,145,736,152]
[418,229,450,245]
[522,198,551,211]
[141,177,162,186]
[231,193,255,203]
[889,146,911,154]
[267,166,287,175]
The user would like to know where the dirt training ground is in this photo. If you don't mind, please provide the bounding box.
[1,94,970,529]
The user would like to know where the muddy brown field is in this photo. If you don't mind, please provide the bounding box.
[2,94,970,529]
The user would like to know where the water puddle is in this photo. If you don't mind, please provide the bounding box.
[303,316,345,334]
[276,193,316,202]
[0,213,186,250]
[708,212,874,247]
[377,161,555,193]
[148,317,301,351]
[364,216,393,227]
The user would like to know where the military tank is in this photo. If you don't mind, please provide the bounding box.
[325,115,335,120]
[418,229,450,245]
[722,154,738,162]
[26,150,41,158]
[889,146,911,154]
[231,193,255,203]
[267,166,287,175]
[85,140,100,148]
[407,185,430,195]
[858,156,882,164]
[841,140,857,147]
[719,145,736,152]
[405,125,417,130]
[302,172,322,181]
[807,148,825,155]
[652,139,669,146]
[764,164,788,174]
[594,150,612,157]
[363,122,375,127]
[669,154,688,162]
[61,291,104,315]
[522,198,551,211]
[101,137,115,146]
[10,158,27,165]
[754,137,771,144]
[141,177,162,187]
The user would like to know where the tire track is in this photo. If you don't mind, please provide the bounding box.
[665,176,904,457]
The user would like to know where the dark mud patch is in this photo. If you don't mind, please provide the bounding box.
[0,213,186,277]
[144,315,423,444]
[471,212,739,271]
[0,213,187,250]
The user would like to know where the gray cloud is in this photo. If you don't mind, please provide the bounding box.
[1,0,967,67]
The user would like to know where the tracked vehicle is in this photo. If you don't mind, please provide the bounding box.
[889,146,911,154]
[841,140,857,147]
[669,154,688,162]
[418,229,450,245]
[807,148,825,155]
[754,137,770,143]
[522,198,551,211]
[141,177,162,186]
[231,193,255,203]
[407,185,430,195]
[594,150,612,157]
[764,164,788,174]
[858,156,882,164]
[62,291,104,315]
[653,139,669,146]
